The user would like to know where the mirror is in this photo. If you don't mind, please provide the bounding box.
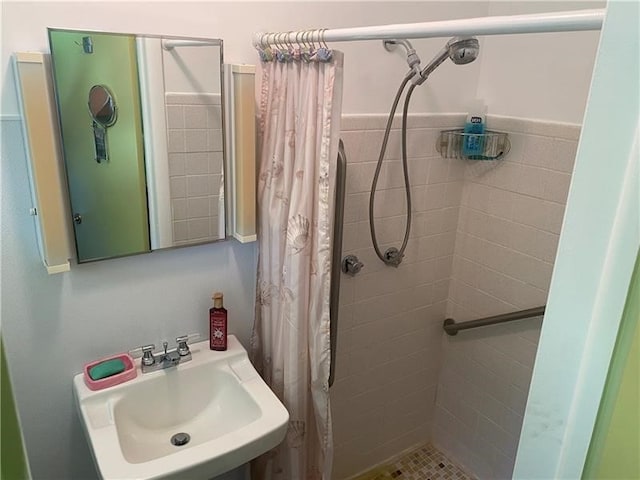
[48,29,227,263]
[88,85,116,163]
[88,85,116,126]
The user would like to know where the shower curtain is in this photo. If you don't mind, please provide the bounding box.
[250,47,343,480]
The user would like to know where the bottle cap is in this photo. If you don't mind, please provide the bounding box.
[212,292,224,308]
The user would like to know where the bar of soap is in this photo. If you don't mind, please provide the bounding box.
[88,358,126,380]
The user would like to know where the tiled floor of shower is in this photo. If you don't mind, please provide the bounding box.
[351,443,473,480]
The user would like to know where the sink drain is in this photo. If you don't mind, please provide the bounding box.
[170,432,190,446]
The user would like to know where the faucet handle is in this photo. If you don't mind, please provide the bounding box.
[129,344,156,366]
[176,333,200,356]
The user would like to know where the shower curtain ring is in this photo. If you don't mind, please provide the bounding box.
[274,32,282,50]
[283,32,295,60]
[276,32,289,61]
[280,32,289,50]
[303,30,312,49]
[285,31,295,51]
[320,29,329,49]
[290,31,301,60]
[309,29,318,50]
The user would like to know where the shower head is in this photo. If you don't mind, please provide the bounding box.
[383,38,421,72]
[414,36,479,85]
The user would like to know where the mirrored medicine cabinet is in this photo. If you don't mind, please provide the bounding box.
[47,29,228,263]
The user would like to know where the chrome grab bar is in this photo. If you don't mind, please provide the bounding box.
[329,139,347,387]
[443,305,546,336]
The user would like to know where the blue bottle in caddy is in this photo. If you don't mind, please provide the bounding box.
[462,102,487,157]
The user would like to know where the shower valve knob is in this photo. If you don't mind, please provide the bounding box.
[342,255,364,276]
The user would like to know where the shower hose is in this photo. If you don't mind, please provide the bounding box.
[369,70,418,266]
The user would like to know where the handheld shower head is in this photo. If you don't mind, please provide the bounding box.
[414,36,479,85]
[448,36,480,65]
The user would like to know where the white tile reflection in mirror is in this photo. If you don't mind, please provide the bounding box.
[165,92,224,246]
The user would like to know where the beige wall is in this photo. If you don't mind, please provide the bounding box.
[331,113,466,478]
[433,116,579,479]
[331,114,578,479]
[477,1,603,123]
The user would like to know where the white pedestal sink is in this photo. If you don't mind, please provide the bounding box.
[73,336,288,479]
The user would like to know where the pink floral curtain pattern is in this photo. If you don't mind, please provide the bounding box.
[251,51,343,480]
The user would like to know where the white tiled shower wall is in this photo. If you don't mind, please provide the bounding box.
[331,114,467,479]
[432,117,579,480]
[331,114,578,480]
[166,93,224,245]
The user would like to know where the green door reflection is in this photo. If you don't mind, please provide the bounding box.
[49,30,150,262]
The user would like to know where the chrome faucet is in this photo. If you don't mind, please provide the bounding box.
[131,334,199,374]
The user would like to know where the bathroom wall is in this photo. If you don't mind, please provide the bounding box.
[582,251,640,480]
[0,2,492,117]
[433,116,580,479]
[332,113,580,479]
[331,113,466,478]
[517,1,639,474]
[0,2,600,479]
[478,0,604,123]
[0,339,31,480]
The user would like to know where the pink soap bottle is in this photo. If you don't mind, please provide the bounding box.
[209,292,227,351]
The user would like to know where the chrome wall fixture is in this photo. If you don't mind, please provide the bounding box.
[342,255,364,276]
[437,130,511,161]
[369,35,480,267]
[329,139,347,387]
[443,306,546,336]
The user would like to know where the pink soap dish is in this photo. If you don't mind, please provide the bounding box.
[83,353,137,391]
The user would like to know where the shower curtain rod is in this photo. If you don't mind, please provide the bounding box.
[162,39,217,50]
[253,8,605,47]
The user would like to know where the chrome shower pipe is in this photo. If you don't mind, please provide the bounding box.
[368,69,416,267]
[383,39,422,76]
[370,35,480,266]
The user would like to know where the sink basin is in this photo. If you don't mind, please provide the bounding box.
[73,336,289,479]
